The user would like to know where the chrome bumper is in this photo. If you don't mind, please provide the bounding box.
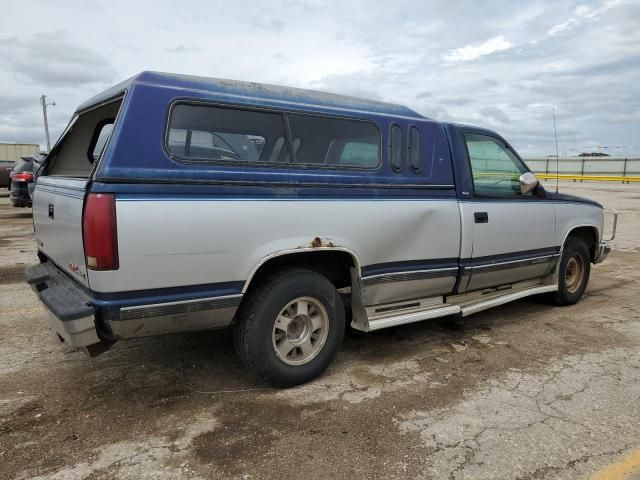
[595,207,617,264]
[41,301,100,348]
[26,262,101,348]
[594,241,611,264]
[604,207,618,242]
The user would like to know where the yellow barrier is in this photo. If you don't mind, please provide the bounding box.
[473,172,640,183]
[535,173,640,183]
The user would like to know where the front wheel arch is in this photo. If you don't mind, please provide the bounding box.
[562,226,599,263]
[548,236,591,306]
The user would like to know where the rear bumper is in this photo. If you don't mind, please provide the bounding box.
[27,261,241,351]
[26,262,101,348]
[10,182,32,206]
[41,304,100,348]
[594,241,611,264]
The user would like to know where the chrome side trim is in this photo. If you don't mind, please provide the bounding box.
[362,266,457,280]
[110,294,242,338]
[109,305,238,339]
[460,284,558,317]
[120,293,243,311]
[119,293,243,320]
[361,267,458,286]
[467,254,559,272]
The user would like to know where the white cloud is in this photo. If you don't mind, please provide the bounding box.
[547,0,625,36]
[442,36,514,63]
[0,32,117,86]
[0,0,638,155]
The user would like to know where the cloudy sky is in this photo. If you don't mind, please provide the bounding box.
[1,0,639,156]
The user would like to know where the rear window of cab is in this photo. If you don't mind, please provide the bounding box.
[166,103,381,169]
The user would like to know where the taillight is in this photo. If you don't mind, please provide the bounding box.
[82,193,119,270]
[11,172,33,182]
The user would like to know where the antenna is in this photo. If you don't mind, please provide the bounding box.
[552,107,559,193]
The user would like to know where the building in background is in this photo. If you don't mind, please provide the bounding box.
[0,143,41,189]
[0,143,40,163]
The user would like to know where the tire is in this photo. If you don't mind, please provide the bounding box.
[549,236,591,306]
[234,268,345,387]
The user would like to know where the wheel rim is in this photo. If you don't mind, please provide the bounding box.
[272,296,330,366]
[565,255,585,294]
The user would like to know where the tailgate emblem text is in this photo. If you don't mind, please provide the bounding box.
[68,263,86,280]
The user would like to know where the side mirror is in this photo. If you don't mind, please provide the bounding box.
[519,172,539,194]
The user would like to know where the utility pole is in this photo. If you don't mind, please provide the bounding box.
[40,95,55,151]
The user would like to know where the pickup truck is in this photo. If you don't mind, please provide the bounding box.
[27,71,614,387]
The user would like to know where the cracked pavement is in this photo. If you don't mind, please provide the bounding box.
[1,181,639,480]
[399,347,640,479]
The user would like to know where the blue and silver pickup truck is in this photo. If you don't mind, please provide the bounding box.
[27,71,614,386]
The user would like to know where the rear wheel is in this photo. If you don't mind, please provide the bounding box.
[549,237,591,306]
[234,268,345,387]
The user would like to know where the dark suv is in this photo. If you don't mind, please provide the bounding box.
[10,157,36,207]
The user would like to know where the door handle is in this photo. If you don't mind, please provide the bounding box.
[474,211,488,223]
[48,204,54,220]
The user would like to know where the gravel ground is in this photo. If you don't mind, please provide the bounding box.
[0,182,638,480]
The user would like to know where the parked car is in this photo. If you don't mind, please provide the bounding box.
[26,72,615,387]
[0,160,14,189]
[9,156,36,207]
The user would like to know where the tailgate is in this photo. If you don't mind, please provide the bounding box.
[32,96,123,288]
[33,177,90,287]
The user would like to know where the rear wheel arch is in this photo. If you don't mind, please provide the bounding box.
[242,248,361,295]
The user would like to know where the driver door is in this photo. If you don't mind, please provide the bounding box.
[458,131,558,292]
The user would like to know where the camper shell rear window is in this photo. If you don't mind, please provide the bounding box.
[44,98,122,178]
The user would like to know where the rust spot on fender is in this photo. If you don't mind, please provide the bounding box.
[309,237,336,248]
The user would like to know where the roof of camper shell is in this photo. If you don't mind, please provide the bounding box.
[76,71,427,120]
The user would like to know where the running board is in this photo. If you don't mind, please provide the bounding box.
[367,305,461,331]
[358,283,558,332]
[459,284,557,317]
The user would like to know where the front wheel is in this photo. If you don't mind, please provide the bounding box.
[234,268,345,387]
[549,237,591,306]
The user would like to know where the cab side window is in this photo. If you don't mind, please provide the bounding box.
[464,133,527,197]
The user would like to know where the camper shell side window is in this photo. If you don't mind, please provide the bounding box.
[165,102,382,170]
